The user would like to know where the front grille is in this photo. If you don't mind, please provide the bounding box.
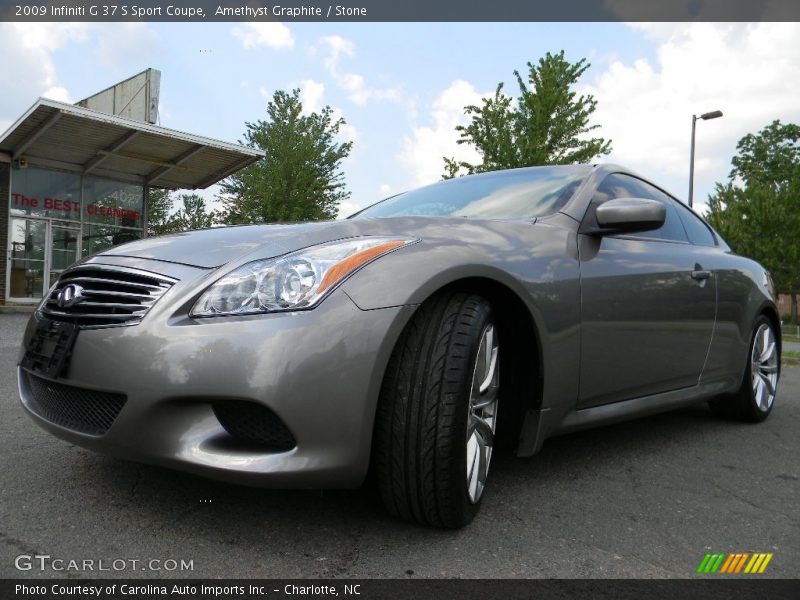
[213,400,296,451]
[41,264,176,328]
[22,371,127,436]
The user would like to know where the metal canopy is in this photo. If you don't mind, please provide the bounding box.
[0,98,263,189]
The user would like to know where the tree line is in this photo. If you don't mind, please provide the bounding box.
[706,121,800,322]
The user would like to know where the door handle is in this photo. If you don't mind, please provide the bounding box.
[691,269,712,281]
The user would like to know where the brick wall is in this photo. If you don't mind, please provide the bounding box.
[778,293,797,321]
[0,163,9,304]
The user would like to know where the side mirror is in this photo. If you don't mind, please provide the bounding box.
[594,197,666,234]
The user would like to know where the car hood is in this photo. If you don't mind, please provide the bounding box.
[96,217,520,269]
[96,221,341,268]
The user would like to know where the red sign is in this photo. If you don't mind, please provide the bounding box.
[12,193,140,221]
[13,193,80,212]
[86,203,141,220]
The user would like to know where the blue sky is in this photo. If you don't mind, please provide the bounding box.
[1,22,798,216]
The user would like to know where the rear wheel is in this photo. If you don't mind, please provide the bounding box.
[374,292,499,528]
[709,315,779,422]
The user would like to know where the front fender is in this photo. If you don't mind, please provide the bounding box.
[341,225,582,420]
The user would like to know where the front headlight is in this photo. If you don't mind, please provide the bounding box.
[191,237,415,317]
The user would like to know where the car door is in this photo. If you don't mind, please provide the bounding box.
[577,173,716,408]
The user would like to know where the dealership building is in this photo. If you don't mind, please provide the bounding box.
[0,69,262,305]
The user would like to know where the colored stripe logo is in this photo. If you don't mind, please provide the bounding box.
[696,552,773,574]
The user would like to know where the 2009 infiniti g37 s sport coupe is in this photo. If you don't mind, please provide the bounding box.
[18,164,781,527]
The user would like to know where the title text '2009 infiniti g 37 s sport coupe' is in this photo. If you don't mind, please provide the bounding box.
[18,164,781,527]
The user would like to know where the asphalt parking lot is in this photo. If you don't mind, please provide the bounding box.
[1,312,797,579]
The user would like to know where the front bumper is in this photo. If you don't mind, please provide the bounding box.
[17,271,414,489]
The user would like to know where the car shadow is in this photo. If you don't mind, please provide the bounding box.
[75,402,728,532]
[36,398,781,578]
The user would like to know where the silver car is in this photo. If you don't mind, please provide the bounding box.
[18,164,781,527]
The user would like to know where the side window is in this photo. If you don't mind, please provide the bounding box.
[672,199,717,246]
[593,173,688,243]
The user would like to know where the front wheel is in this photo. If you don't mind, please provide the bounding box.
[374,292,499,528]
[709,315,779,422]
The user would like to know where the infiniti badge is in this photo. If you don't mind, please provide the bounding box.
[56,284,85,308]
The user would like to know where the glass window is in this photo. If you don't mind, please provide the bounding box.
[50,227,80,271]
[353,167,591,220]
[84,176,144,230]
[593,173,688,243]
[10,166,81,221]
[82,224,141,257]
[8,217,47,298]
[9,218,46,261]
[673,200,717,246]
[7,166,148,296]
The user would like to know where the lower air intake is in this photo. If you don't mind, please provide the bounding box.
[213,400,296,451]
[23,372,127,436]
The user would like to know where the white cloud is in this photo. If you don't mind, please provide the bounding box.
[95,23,160,70]
[336,199,360,219]
[299,79,325,114]
[584,22,800,210]
[399,79,487,187]
[0,23,90,120]
[320,35,354,71]
[333,108,360,147]
[232,23,294,50]
[318,35,402,106]
[11,22,90,52]
[379,183,392,195]
[41,86,73,103]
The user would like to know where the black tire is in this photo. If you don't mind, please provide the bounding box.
[374,292,498,528]
[709,315,779,422]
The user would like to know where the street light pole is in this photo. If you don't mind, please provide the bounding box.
[688,110,723,208]
[689,115,698,208]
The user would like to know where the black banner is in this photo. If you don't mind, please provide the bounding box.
[2,0,800,22]
[3,579,800,600]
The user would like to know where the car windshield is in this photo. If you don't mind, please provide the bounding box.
[351,167,590,220]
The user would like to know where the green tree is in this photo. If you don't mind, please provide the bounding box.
[146,190,215,234]
[728,120,800,188]
[706,120,800,322]
[443,51,611,178]
[172,194,215,231]
[219,89,353,223]
[146,188,179,236]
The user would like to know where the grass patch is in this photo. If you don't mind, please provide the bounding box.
[783,350,800,367]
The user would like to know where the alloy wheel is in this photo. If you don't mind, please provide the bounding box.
[466,323,500,504]
[751,323,778,411]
